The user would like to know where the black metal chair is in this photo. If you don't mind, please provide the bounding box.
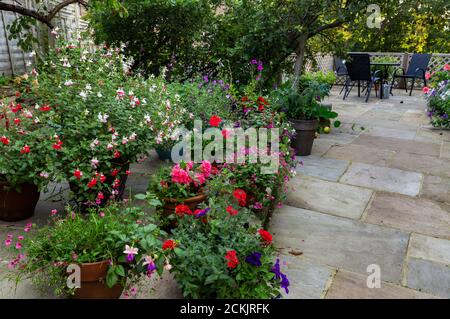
[343,53,381,102]
[390,53,431,96]
[333,56,348,95]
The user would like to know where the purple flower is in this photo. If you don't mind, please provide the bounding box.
[253,202,263,210]
[245,252,262,267]
[271,259,282,279]
[203,75,209,83]
[251,59,258,65]
[126,254,135,262]
[195,207,210,219]
[280,273,290,293]
[234,121,241,128]
[441,113,449,119]
[147,262,157,272]
[257,63,263,71]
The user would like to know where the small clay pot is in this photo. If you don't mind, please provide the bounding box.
[72,260,124,299]
[0,181,40,221]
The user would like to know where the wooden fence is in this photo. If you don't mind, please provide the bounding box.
[0,0,87,77]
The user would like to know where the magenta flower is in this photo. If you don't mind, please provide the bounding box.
[123,245,139,262]
[15,242,22,250]
[4,239,12,247]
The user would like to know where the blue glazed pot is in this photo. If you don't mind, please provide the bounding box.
[156,147,183,161]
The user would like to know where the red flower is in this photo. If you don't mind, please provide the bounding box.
[258,229,273,244]
[257,96,269,105]
[233,189,247,207]
[114,150,121,159]
[20,145,30,154]
[221,129,231,139]
[226,205,238,216]
[87,178,97,188]
[241,96,249,102]
[15,91,21,97]
[225,250,239,269]
[52,140,63,150]
[1,136,9,145]
[175,204,192,217]
[97,192,104,200]
[14,118,21,125]
[209,115,222,127]
[111,169,119,177]
[74,169,83,180]
[125,170,131,175]
[100,174,107,183]
[40,104,51,112]
[11,104,22,113]
[162,240,177,251]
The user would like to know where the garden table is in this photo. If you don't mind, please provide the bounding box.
[370,61,401,98]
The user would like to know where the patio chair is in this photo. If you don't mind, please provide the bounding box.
[390,53,431,96]
[333,56,348,95]
[343,53,381,102]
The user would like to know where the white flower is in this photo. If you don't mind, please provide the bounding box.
[91,158,99,168]
[64,80,74,86]
[112,132,119,140]
[85,84,92,91]
[116,88,125,99]
[29,51,36,58]
[107,143,114,150]
[97,112,109,123]
[24,110,33,118]
[128,90,134,96]
[34,117,40,124]
[79,91,87,99]
[63,61,71,68]
[90,139,99,149]
[97,92,103,98]
[122,137,129,145]
[123,245,139,255]
[26,61,32,67]
[84,109,90,115]
[129,133,137,141]
[39,172,49,179]
[144,115,152,124]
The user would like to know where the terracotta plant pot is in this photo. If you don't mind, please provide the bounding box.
[290,119,319,156]
[162,193,207,217]
[72,260,124,299]
[0,181,40,221]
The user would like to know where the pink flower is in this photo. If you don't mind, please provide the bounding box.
[425,72,431,80]
[422,86,430,94]
[200,160,212,178]
[18,236,24,241]
[171,166,192,184]
[4,239,12,247]
[195,173,206,185]
[15,242,22,250]
[50,209,58,216]
[72,253,78,260]
[444,64,450,71]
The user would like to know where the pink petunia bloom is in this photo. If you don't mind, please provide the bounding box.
[444,64,450,71]
[200,160,212,178]
[171,166,192,184]
[15,242,22,250]
[4,239,12,247]
[422,86,430,94]
[425,72,431,80]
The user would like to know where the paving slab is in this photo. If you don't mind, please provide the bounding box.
[389,152,450,179]
[296,155,349,182]
[406,258,450,298]
[399,110,428,125]
[270,205,409,283]
[325,269,438,299]
[315,132,358,145]
[340,163,423,196]
[324,144,395,166]
[352,135,441,156]
[420,175,450,204]
[310,139,334,156]
[409,233,450,265]
[277,254,334,299]
[414,127,445,145]
[363,126,416,141]
[441,141,450,159]
[364,192,450,239]
[286,176,373,219]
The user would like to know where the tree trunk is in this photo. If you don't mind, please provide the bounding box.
[292,34,308,90]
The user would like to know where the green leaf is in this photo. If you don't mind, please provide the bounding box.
[106,269,118,288]
[333,120,341,128]
[115,265,126,277]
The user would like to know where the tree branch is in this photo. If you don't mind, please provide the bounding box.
[308,20,346,37]
[47,0,88,21]
[0,2,53,27]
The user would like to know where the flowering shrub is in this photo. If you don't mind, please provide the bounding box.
[168,196,289,298]
[2,201,170,297]
[0,97,59,189]
[13,35,161,205]
[424,64,450,129]
[149,160,216,200]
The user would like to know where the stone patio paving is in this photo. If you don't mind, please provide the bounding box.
[1,88,449,299]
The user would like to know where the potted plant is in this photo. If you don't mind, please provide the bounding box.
[13,36,160,209]
[2,200,171,299]
[149,161,216,226]
[167,196,290,298]
[423,64,450,129]
[273,80,338,156]
[0,98,59,221]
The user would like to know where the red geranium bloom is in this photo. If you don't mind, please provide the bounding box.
[1,136,10,145]
[175,204,192,217]
[40,104,51,112]
[162,240,177,251]
[233,189,247,207]
[226,205,238,216]
[87,178,97,188]
[225,250,239,269]
[114,150,121,159]
[13,118,21,125]
[20,145,30,154]
[209,115,222,127]
[241,96,249,102]
[52,140,63,150]
[11,104,22,113]
[111,169,119,177]
[74,169,83,180]
[258,229,273,244]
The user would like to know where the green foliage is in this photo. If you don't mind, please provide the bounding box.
[169,196,282,298]
[2,201,168,297]
[425,66,450,129]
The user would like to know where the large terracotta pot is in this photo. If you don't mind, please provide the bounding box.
[0,181,40,221]
[290,119,319,156]
[72,260,124,299]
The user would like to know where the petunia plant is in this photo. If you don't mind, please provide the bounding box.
[2,200,170,298]
[167,195,289,299]
[424,64,450,129]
